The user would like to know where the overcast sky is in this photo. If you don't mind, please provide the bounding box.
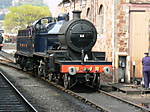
[43,0,62,17]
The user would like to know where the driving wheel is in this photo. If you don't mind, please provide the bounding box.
[48,73,53,81]
[64,73,70,89]
[95,73,101,90]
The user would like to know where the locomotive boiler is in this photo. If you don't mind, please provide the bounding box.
[15,11,112,89]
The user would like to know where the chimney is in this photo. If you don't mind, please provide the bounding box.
[72,10,81,19]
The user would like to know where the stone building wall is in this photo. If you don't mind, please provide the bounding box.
[114,0,150,82]
[115,0,129,53]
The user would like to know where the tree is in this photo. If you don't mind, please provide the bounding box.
[4,5,51,33]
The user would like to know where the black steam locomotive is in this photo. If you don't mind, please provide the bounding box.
[15,11,112,89]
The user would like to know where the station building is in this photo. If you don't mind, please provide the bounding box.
[58,0,150,83]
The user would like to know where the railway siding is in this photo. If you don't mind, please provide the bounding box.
[0,71,37,112]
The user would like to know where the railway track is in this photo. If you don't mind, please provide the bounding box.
[43,78,150,112]
[0,51,15,62]
[0,51,150,112]
[0,71,37,112]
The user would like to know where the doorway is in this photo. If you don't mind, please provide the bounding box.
[118,56,126,83]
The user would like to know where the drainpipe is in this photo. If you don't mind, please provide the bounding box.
[112,0,116,83]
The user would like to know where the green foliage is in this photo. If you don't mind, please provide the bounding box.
[4,5,51,33]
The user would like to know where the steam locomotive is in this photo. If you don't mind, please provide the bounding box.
[15,11,112,89]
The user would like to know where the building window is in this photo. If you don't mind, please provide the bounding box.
[98,4,104,34]
[86,7,91,20]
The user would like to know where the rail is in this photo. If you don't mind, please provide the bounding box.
[0,71,37,112]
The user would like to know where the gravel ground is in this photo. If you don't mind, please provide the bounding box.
[0,65,100,112]
[72,86,148,112]
[110,91,150,108]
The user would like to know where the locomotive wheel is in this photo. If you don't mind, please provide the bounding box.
[37,60,46,77]
[95,74,101,90]
[41,68,46,77]
[20,57,25,70]
[33,65,38,76]
[23,67,27,72]
[64,74,71,89]
[53,74,58,84]
[38,65,45,77]
[37,66,42,77]
[48,73,53,81]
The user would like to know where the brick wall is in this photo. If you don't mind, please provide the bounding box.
[115,0,129,53]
